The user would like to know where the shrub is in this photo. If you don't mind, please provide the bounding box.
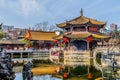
[32,59,53,64]
[71,65,87,75]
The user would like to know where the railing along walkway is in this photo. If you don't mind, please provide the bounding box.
[93,46,120,71]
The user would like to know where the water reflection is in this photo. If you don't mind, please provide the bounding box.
[15,73,62,80]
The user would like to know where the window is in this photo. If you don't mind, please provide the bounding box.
[73,26,86,31]
[65,28,70,32]
[88,26,98,32]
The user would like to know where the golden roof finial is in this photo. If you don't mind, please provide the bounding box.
[80,8,83,16]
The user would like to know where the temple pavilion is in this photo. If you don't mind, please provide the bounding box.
[56,9,110,66]
[57,9,109,51]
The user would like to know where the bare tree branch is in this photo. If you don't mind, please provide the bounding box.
[33,21,61,32]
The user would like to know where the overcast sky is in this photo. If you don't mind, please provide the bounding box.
[0,0,120,29]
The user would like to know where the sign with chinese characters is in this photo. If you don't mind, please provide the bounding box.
[88,27,98,32]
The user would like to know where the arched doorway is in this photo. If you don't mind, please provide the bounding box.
[72,40,87,50]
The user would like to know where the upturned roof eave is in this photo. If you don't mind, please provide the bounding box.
[57,15,106,28]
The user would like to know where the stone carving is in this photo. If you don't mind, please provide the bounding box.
[0,48,15,80]
[22,61,33,80]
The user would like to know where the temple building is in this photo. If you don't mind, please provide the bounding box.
[56,9,110,66]
[57,9,109,51]
[25,30,62,50]
[0,39,25,50]
[24,9,110,66]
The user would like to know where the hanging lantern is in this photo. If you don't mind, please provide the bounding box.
[87,37,92,43]
[53,39,58,44]
[87,74,92,79]
[53,70,57,74]
[105,38,109,43]
[61,41,65,44]
[59,66,63,70]
[63,73,68,78]
[63,38,68,43]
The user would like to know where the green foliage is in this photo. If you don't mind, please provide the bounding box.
[32,59,53,64]
[111,30,120,43]
[96,58,101,65]
[63,66,69,73]
[71,65,87,75]
[115,31,120,43]
[59,58,64,62]
[23,39,34,47]
[89,65,102,79]
[66,65,102,79]
[0,33,3,39]
[32,59,54,67]
[0,30,4,39]
[96,52,102,65]
[89,65,99,73]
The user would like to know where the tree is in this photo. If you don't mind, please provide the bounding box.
[115,30,120,43]
[0,23,3,39]
[0,30,3,39]
[0,23,3,29]
[111,30,120,44]
[23,39,34,48]
[32,21,61,32]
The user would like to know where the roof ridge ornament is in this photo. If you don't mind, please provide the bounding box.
[66,20,69,24]
[80,8,83,16]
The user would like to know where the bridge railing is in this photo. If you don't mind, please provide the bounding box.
[4,49,49,53]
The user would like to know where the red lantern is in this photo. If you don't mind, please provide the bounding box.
[105,38,109,43]
[63,38,68,43]
[87,37,92,43]
[63,73,68,78]
[53,39,57,44]
[60,66,63,70]
[53,70,57,74]
[61,41,65,44]
[88,74,92,79]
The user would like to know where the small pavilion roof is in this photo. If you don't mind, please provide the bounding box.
[0,39,24,44]
[25,30,63,41]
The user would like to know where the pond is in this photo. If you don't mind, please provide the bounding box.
[15,73,62,80]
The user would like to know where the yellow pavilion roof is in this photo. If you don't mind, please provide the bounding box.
[64,31,110,39]
[92,34,110,39]
[24,30,63,41]
[64,31,91,39]
[57,15,105,28]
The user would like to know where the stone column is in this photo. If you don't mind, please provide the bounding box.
[87,41,89,50]
[20,53,23,58]
[86,26,88,31]
[87,66,90,74]
[28,53,30,58]
[11,53,13,58]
